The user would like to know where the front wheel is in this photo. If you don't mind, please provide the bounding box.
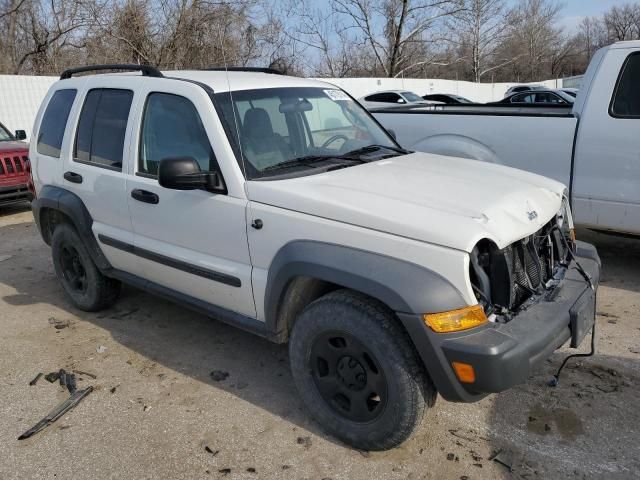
[289,290,436,450]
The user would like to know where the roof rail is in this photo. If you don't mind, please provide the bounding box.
[60,64,164,80]
[203,67,284,75]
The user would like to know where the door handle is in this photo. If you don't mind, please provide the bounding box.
[63,171,83,184]
[131,189,159,204]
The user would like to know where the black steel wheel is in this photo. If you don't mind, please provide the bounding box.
[310,331,387,423]
[289,289,436,451]
[59,244,88,294]
[51,223,121,311]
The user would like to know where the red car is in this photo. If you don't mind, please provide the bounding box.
[0,121,32,206]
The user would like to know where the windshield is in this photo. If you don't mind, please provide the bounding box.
[0,123,12,141]
[215,87,398,179]
[402,91,423,102]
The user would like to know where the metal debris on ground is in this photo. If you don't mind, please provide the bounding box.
[29,373,43,386]
[96,345,107,353]
[18,369,93,440]
[489,449,514,471]
[44,371,60,383]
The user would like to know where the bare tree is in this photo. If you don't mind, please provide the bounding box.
[448,0,513,82]
[0,0,92,74]
[603,3,640,42]
[331,0,462,77]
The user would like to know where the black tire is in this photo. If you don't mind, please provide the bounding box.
[51,223,121,311]
[289,289,436,451]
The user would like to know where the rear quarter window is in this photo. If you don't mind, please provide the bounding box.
[37,89,77,158]
[610,52,640,118]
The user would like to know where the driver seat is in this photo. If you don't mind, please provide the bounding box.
[241,108,292,169]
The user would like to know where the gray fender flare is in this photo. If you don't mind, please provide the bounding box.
[31,185,112,271]
[264,240,467,334]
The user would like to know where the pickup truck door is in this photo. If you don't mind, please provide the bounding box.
[124,79,256,318]
[572,48,640,234]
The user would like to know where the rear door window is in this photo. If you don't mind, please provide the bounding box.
[37,89,77,157]
[611,52,640,118]
[74,89,133,170]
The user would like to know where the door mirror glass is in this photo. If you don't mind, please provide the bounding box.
[158,157,226,193]
[15,130,27,140]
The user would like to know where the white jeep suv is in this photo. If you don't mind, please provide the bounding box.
[30,64,600,451]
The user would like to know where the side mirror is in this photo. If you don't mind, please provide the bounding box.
[158,157,226,193]
[387,128,397,140]
[397,99,405,103]
[15,130,26,140]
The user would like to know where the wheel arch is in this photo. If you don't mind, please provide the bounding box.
[32,185,112,271]
[265,240,467,341]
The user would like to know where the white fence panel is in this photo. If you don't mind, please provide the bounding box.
[0,75,57,140]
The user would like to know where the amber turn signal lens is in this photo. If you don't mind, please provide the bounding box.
[452,362,476,383]
[423,305,488,333]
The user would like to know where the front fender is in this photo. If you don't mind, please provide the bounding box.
[264,240,467,334]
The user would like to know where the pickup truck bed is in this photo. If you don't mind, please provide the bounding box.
[374,104,578,187]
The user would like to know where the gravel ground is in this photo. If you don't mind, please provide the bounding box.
[0,202,638,480]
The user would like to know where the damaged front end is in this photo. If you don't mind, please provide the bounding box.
[470,200,576,322]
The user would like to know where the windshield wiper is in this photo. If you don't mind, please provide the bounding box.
[261,155,334,173]
[337,144,410,159]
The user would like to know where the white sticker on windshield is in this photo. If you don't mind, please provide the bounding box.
[324,89,350,101]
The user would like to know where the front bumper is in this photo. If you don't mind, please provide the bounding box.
[0,183,32,205]
[397,241,601,402]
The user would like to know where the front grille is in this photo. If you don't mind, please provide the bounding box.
[0,155,28,178]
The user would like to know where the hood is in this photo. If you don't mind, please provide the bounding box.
[247,152,566,252]
[0,140,28,153]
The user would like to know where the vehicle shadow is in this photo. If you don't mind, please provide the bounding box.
[0,201,31,218]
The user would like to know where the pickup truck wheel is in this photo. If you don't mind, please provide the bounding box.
[289,289,435,451]
[51,223,120,311]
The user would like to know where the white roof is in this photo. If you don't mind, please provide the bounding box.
[611,40,640,49]
[163,70,335,92]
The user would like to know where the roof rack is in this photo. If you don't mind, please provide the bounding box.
[60,64,164,80]
[203,67,284,75]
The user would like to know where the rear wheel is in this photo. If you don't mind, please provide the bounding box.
[51,223,120,311]
[289,289,436,450]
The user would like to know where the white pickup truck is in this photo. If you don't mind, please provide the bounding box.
[374,41,640,236]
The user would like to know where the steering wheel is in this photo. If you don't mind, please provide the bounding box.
[320,134,349,150]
